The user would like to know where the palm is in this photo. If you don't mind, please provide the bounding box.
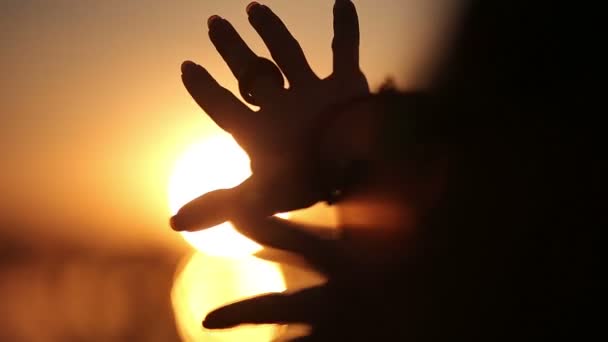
[174,0,368,231]
[253,73,368,153]
[248,73,368,180]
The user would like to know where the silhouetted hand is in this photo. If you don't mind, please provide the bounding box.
[171,2,439,340]
[194,89,449,340]
[171,0,369,232]
[200,206,438,342]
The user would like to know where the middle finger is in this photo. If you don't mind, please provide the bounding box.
[208,15,258,80]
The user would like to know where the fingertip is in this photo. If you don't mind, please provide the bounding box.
[201,316,213,329]
[334,0,352,9]
[169,215,183,231]
[202,311,229,329]
[181,60,197,75]
[246,1,261,15]
[202,318,215,329]
[207,15,222,29]
[334,0,357,18]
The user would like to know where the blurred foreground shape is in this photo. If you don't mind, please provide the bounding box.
[0,236,181,342]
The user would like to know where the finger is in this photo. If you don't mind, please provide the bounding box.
[169,176,259,232]
[232,215,339,273]
[170,188,237,232]
[203,287,326,329]
[247,2,317,86]
[253,248,315,270]
[170,172,324,233]
[181,61,253,137]
[332,0,361,76]
[208,15,258,80]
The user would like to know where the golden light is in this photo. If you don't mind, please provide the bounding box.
[168,134,262,257]
[168,133,287,342]
[172,252,286,342]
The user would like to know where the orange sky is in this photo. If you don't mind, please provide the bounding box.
[0,0,461,252]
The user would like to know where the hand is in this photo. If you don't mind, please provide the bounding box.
[195,90,451,341]
[171,0,369,232]
[200,211,434,342]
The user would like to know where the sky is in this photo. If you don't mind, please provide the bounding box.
[0,0,461,253]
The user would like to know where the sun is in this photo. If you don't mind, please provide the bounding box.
[168,133,262,256]
[171,252,286,342]
[168,133,287,342]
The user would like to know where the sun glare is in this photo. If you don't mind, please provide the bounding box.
[169,134,288,342]
[172,252,286,342]
[168,134,262,256]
